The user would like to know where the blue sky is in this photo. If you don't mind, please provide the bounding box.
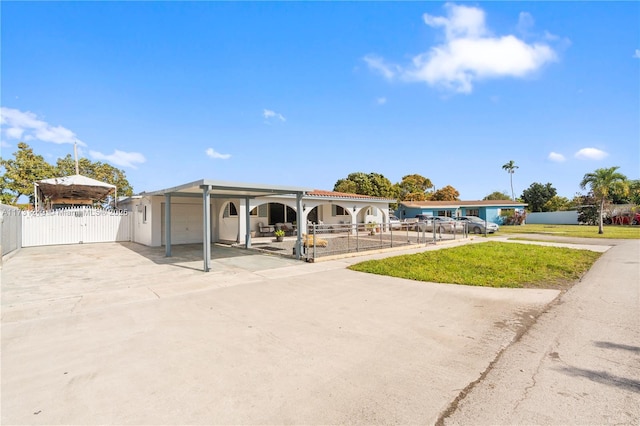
[1,1,638,200]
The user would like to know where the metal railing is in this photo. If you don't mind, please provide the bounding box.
[303,221,468,261]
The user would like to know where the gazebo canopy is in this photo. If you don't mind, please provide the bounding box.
[36,174,116,208]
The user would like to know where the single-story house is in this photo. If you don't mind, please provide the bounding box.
[119,179,395,271]
[396,200,528,224]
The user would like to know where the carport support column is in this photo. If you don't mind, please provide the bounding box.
[165,194,172,257]
[295,193,303,260]
[201,185,211,272]
[244,197,252,249]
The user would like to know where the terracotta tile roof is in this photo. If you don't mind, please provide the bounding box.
[306,190,394,201]
[400,200,527,208]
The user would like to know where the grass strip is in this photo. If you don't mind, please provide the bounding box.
[348,242,602,289]
[497,224,640,239]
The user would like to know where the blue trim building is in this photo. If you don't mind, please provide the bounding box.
[397,200,527,225]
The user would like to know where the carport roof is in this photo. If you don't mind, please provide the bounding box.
[140,179,313,198]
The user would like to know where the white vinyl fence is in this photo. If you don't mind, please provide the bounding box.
[1,204,22,256]
[525,211,579,225]
[22,207,131,247]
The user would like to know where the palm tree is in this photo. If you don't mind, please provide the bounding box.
[580,166,628,234]
[502,160,519,200]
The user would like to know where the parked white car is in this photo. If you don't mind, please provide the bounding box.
[455,216,500,234]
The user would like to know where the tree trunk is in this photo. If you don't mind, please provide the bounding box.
[598,197,604,234]
[510,174,514,201]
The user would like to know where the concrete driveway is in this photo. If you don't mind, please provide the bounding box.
[2,241,562,425]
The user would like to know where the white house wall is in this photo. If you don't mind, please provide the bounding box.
[124,194,391,247]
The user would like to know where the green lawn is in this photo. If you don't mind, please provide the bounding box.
[497,224,640,239]
[348,242,602,289]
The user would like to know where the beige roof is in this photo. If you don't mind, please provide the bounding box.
[400,200,527,208]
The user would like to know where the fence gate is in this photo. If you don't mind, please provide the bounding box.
[22,207,131,247]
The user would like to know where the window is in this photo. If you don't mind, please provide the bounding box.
[467,209,479,216]
[437,210,452,217]
[223,202,238,218]
[332,205,348,216]
[143,205,148,223]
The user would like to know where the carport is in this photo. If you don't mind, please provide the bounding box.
[142,179,311,272]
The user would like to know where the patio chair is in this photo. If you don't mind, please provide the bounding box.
[258,222,275,236]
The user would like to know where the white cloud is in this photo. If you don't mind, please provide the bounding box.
[548,152,566,162]
[363,55,398,80]
[1,140,11,148]
[0,107,85,145]
[205,148,231,160]
[634,49,640,59]
[365,3,559,94]
[89,149,146,169]
[263,109,286,122]
[517,12,535,35]
[574,147,608,160]
[376,97,387,105]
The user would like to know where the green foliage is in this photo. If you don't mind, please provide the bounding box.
[55,154,133,196]
[1,142,134,206]
[430,185,460,201]
[274,229,285,237]
[333,172,396,198]
[1,142,55,204]
[498,224,640,239]
[397,174,434,201]
[580,166,628,234]
[483,191,511,201]
[575,193,599,225]
[349,242,602,289]
[521,182,557,212]
[543,195,572,212]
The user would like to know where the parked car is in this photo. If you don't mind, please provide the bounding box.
[413,214,433,231]
[413,215,464,233]
[455,216,500,234]
[604,212,640,225]
[432,216,466,233]
[389,215,402,230]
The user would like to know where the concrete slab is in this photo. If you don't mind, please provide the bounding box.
[2,241,560,425]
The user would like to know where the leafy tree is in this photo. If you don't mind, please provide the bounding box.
[334,172,395,198]
[430,185,460,201]
[610,178,640,205]
[521,182,557,212]
[543,195,572,212]
[1,143,134,207]
[628,179,640,206]
[580,166,628,234]
[397,174,434,201]
[368,172,397,199]
[0,142,55,204]
[483,191,511,201]
[55,154,133,196]
[502,160,518,200]
[575,192,599,225]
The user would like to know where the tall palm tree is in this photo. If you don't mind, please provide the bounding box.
[502,160,519,200]
[580,166,628,234]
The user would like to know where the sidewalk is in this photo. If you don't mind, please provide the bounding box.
[442,239,640,425]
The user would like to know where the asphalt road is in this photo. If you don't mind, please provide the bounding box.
[442,238,640,425]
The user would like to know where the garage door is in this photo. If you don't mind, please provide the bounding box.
[161,203,204,245]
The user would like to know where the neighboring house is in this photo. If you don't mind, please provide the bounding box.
[396,200,528,224]
[118,180,395,248]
